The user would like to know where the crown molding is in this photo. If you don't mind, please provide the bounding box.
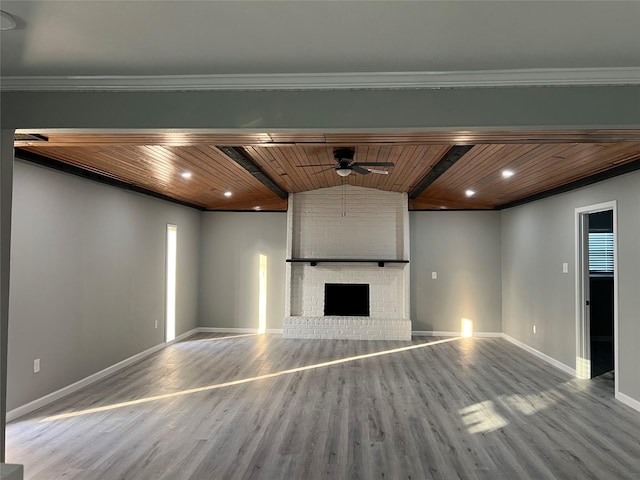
[1,67,639,92]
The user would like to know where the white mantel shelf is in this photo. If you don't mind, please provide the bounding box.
[287,258,409,267]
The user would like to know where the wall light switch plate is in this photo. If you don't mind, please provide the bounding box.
[33,358,40,374]
[562,263,569,274]
[432,272,437,279]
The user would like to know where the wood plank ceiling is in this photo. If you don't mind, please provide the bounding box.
[14,130,640,211]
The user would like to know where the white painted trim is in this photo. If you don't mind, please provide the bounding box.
[412,330,457,337]
[186,327,281,336]
[411,330,502,338]
[166,328,200,345]
[2,68,639,92]
[502,334,576,377]
[612,206,620,398]
[411,331,435,336]
[473,332,504,338]
[575,208,591,379]
[616,391,640,413]
[197,327,259,334]
[176,327,280,336]
[430,330,460,337]
[7,342,166,422]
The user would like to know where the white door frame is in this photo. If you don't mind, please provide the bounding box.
[574,201,618,395]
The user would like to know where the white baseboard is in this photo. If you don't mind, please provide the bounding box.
[197,327,258,334]
[7,342,166,422]
[502,333,576,377]
[411,330,502,338]
[616,391,640,413]
[472,332,503,338]
[166,328,200,345]
[415,330,459,337]
[196,327,283,335]
[411,331,433,336]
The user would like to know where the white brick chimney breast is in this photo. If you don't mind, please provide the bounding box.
[284,185,411,340]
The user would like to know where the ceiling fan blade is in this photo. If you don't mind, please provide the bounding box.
[352,161,395,167]
[312,167,336,175]
[368,169,390,175]
[352,165,371,175]
[296,163,336,167]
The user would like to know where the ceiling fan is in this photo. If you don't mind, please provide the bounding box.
[297,148,394,177]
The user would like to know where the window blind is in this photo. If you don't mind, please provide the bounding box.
[589,232,614,273]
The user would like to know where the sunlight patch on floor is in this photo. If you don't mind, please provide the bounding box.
[42,337,462,422]
[459,400,508,434]
[503,393,555,416]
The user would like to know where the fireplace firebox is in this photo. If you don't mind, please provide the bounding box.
[324,283,370,316]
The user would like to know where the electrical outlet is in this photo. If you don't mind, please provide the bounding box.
[432,272,437,279]
[533,325,537,334]
[562,262,569,274]
[33,358,40,374]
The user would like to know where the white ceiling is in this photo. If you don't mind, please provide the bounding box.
[1,0,639,78]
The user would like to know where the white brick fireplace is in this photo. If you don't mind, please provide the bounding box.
[284,185,411,340]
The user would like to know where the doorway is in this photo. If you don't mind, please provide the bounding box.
[575,202,617,390]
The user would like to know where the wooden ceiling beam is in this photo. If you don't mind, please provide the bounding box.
[409,145,474,199]
[217,146,288,199]
[13,129,640,148]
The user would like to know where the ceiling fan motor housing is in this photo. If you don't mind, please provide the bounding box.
[334,148,355,164]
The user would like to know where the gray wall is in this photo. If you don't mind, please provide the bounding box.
[3,87,640,130]
[199,212,286,330]
[410,211,502,333]
[502,170,640,402]
[8,160,200,410]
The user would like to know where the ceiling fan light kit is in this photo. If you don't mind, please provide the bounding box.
[336,168,352,177]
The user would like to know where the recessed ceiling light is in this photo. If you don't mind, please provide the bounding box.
[465,189,475,197]
[502,169,514,178]
[181,171,192,179]
[224,191,232,197]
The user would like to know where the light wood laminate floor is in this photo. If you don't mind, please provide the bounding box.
[6,334,640,479]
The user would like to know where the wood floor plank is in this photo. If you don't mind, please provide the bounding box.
[6,334,640,479]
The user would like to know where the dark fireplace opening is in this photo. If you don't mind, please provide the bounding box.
[324,283,370,316]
